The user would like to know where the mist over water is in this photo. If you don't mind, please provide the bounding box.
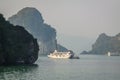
[0,55,120,80]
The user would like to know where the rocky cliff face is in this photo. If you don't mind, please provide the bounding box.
[0,14,39,65]
[57,44,68,52]
[81,33,120,55]
[8,7,68,55]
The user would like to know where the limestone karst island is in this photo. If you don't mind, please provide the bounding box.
[0,7,77,65]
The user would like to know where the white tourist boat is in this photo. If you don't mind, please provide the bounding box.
[48,50,72,59]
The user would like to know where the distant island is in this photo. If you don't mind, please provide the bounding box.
[0,14,39,65]
[81,33,120,55]
[8,7,68,55]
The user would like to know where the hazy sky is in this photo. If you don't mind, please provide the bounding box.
[0,0,120,53]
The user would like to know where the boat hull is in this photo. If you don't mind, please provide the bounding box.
[47,55,71,59]
[47,50,72,59]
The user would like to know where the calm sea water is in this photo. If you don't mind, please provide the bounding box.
[0,55,120,80]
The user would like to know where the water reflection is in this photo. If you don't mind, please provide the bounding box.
[0,64,38,80]
[0,56,120,80]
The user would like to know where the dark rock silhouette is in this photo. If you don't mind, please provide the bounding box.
[0,14,39,65]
